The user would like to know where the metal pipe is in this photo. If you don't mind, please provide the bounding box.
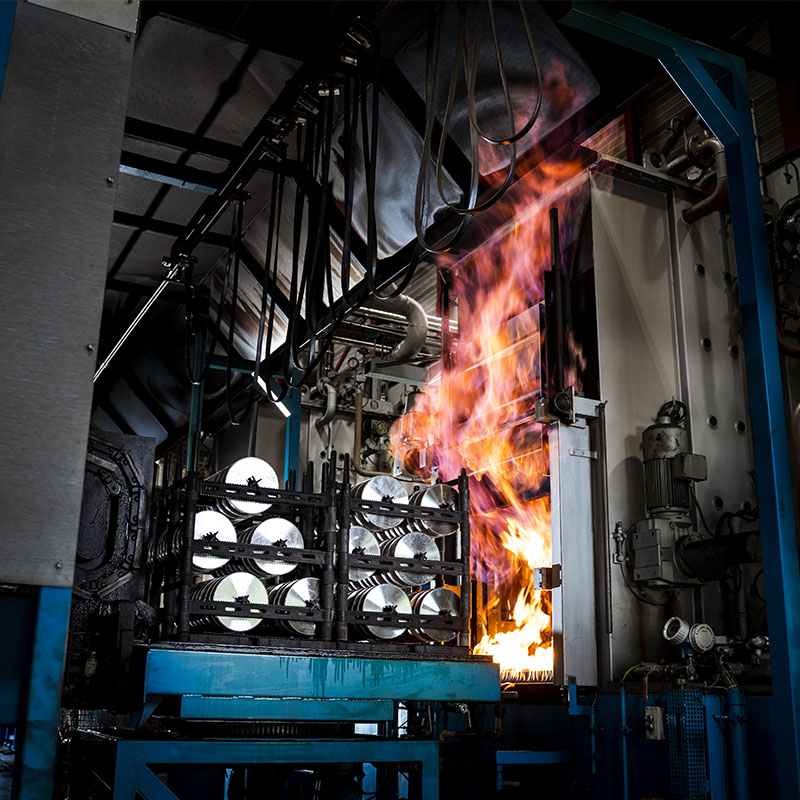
[735,567,749,640]
[315,381,337,430]
[664,153,691,176]
[336,454,352,641]
[353,390,392,477]
[458,468,471,649]
[369,295,429,362]
[596,402,613,634]
[620,684,630,800]
[726,690,751,800]
[319,456,335,641]
[177,473,200,639]
[351,306,458,334]
[549,208,566,393]
[93,263,180,382]
[683,137,728,224]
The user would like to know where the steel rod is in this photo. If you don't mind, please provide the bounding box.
[93,264,179,382]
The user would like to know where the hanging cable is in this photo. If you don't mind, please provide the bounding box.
[185,202,241,387]
[224,199,248,425]
[415,0,544,251]
[338,72,362,313]
[249,170,290,412]
[414,4,470,254]
[435,1,516,217]
[357,38,424,297]
[467,0,543,146]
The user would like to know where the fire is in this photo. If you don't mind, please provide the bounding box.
[391,156,588,681]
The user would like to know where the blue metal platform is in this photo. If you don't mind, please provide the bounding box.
[142,645,500,723]
[103,646,502,798]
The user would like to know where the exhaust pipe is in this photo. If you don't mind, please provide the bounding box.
[683,136,728,224]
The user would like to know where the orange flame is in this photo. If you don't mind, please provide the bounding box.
[392,157,588,680]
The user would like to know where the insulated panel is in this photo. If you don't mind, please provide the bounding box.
[0,4,134,586]
[590,172,695,679]
[667,200,757,517]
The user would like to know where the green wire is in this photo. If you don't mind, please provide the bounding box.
[620,663,642,683]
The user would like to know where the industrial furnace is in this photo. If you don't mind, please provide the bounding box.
[1,2,797,800]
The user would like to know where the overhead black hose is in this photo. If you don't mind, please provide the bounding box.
[435,1,516,217]
[248,171,289,411]
[338,72,362,313]
[224,200,249,425]
[467,0,542,147]
[284,126,311,384]
[185,204,239,387]
[415,0,543,251]
[414,4,470,254]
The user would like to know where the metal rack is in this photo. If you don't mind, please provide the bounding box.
[149,453,473,657]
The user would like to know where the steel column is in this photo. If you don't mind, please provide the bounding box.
[0,1,15,100]
[283,384,302,481]
[13,587,71,800]
[563,6,800,796]
[703,694,728,799]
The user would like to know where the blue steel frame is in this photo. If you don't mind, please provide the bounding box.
[563,5,800,797]
[205,355,301,479]
[0,0,15,101]
[120,648,499,799]
[13,586,72,800]
[141,646,500,720]
[111,737,439,800]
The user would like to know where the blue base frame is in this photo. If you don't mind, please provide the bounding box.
[14,586,72,800]
[111,737,439,800]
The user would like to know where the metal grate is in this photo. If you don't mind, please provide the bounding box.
[666,690,707,799]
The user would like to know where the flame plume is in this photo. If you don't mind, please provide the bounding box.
[391,159,587,681]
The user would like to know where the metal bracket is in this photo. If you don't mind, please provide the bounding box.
[534,565,562,590]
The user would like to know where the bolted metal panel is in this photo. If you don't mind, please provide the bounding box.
[589,172,696,679]
[549,415,598,686]
[0,3,134,586]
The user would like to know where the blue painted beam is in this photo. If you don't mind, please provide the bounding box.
[113,738,440,800]
[563,6,800,797]
[703,695,728,800]
[145,647,500,703]
[283,384,301,480]
[179,695,394,722]
[495,750,569,765]
[14,587,71,800]
[0,1,16,102]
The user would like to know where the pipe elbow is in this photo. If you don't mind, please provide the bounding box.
[315,381,337,429]
[371,294,429,362]
[683,138,728,224]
